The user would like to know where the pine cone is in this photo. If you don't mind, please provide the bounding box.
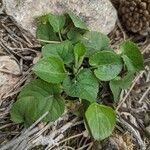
[119,0,150,35]
[111,0,120,9]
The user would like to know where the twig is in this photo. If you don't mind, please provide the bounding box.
[0,38,26,60]
[0,123,12,130]
[144,58,150,65]
[25,113,69,149]
[21,31,34,46]
[25,112,49,133]
[117,21,127,41]
[0,68,21,76]
[0,128,39,150]
[2,68,32,99]
[116,71,145,112]
[33,117,78,149]
[142,42,150,54]
[139,86,150,103]
[58,132,84,145]
[87,142,93,150]
[136,81,150,89]
[118,118,145,150]
[56,146,75,150]
[0,112,48,150]
[2,24,31,46]
[77,142,93,150]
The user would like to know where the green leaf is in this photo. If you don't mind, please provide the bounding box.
[74,42,86,59]
[36,15,49,24]
[42,40,74,64]
[82,31,111,56]
[85,103,116,141]
[109,72,134,101]
[67,29,82,44]
[10,96,33,124]
[36,23,58,42]
[120,41,144,72]
[119,72,134,89]
[63,69,99,103]
[10,79,65,126]
[109,77,122,101]
[32,57,67,83]
[74,43,86,69]
[89,51,122,81]
[48,14,66,32]
[74,100,90,117]
[68,12,88,30]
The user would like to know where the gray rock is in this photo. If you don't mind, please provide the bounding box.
[3,0,117,36]
[0,56,21,99]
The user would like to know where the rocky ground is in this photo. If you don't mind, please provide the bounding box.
[0,0,150,150]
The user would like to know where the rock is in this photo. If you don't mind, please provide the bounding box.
[0,56,21,99]
[3,0,117,36]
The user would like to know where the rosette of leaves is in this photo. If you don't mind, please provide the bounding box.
[11,12,144,141]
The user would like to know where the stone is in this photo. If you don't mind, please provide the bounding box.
[3,0,117,36]
[0,56,21,99]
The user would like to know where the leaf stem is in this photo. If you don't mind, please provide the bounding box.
[58,32,63,42]
[37,39,61,44]
[74,56,79,71]
[73,66,78,75]
[89,66,97,70]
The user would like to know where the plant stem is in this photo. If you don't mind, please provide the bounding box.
[73,66,78,75]
[89,66,97,70]
[58,32,63,42]
[37,39,61,44]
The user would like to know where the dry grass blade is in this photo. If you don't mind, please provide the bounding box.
[116,71,145,112]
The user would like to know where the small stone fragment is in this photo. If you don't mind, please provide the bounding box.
[0,56,21,99]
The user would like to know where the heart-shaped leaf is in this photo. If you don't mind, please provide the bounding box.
[119,72,134,89]
[36,15,49,24]
[63,69,99,103]
[42,40,74,64]
[82,31,111,56]
[109,72,134,101]
[32,57,67,83]
[67,29,82,44]
[11,79,65,126]
[74,42,86,59]
[89,51,122,81]
[48,14,66,32]
[121,41,144,72]
[74,43,86,69]
[36,23,58,42]
[68,12,88,30]
[109,77,122,101]
[85,103,116,141]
